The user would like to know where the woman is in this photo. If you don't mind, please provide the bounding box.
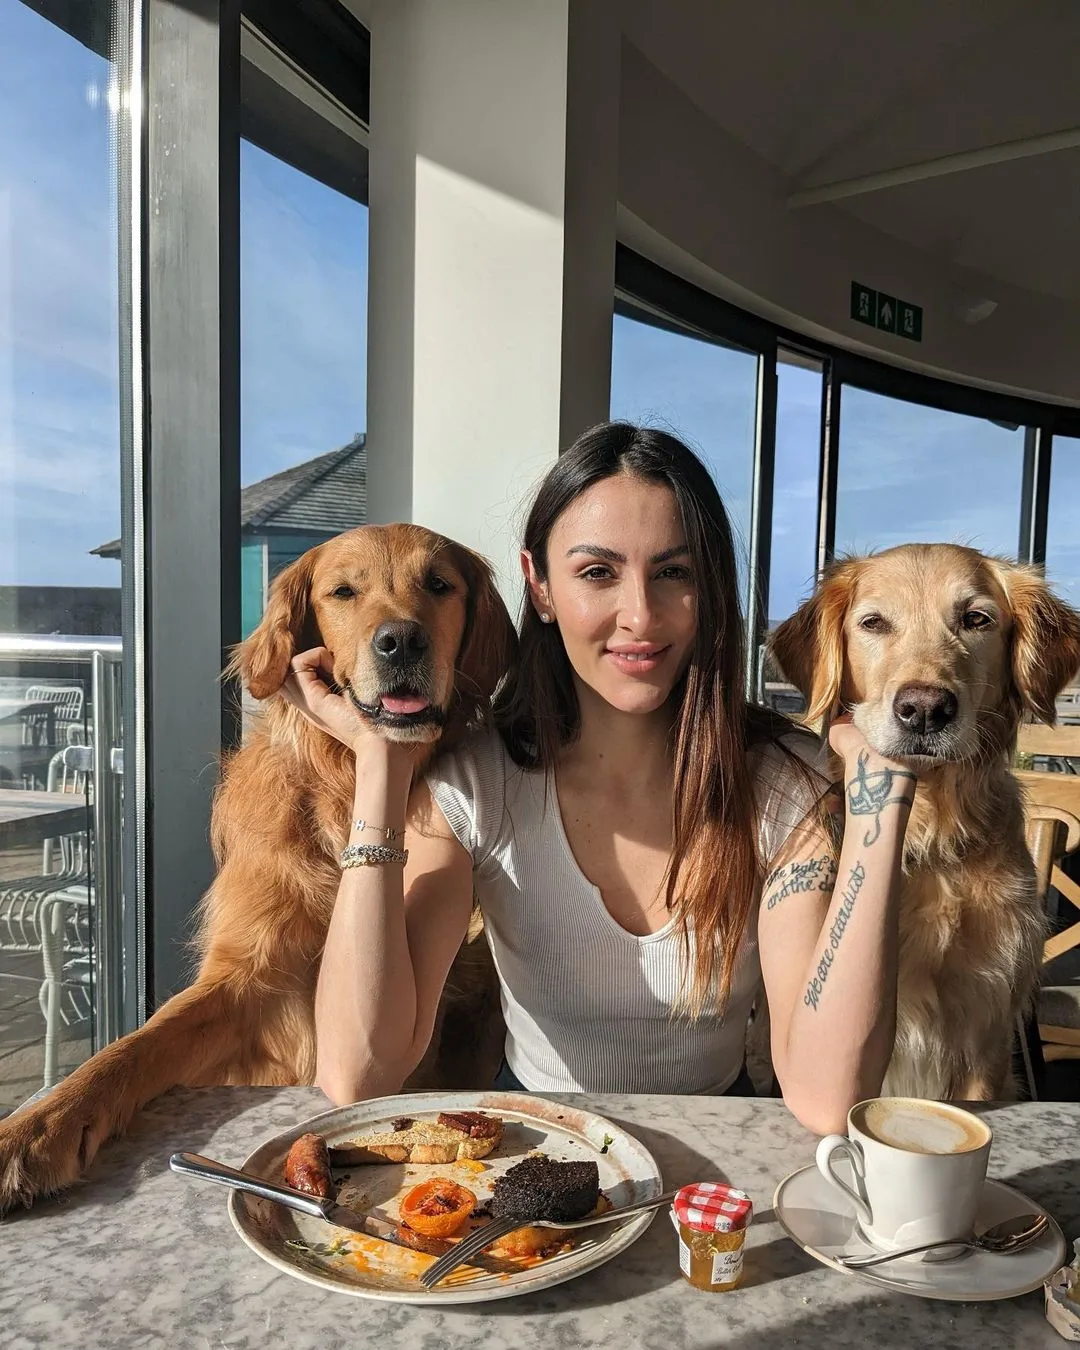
[289,423,913,1135]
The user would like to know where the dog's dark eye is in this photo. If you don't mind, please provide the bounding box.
[961,609,993,631]
[330,584,356,600]
[858,613,888,633]
[424,573,453,596]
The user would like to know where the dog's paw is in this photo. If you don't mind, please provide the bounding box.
[0,1095,104,1214]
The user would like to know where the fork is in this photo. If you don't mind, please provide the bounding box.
[419,1186,679,1288]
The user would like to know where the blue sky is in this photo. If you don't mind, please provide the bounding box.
[0,1,368,590]
[611,322,1080,616]
[2,0,1078,618]
[240,143,367,481]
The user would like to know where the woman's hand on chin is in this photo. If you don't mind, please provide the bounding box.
[281,646,396,762]
[828,712,919,782]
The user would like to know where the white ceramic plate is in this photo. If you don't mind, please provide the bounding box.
[774,1164,1065,1301]
[228,1090,662,1304]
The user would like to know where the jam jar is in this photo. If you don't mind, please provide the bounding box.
[671,1182,754,1291]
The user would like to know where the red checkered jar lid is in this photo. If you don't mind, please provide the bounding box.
[672,1182,754,1233]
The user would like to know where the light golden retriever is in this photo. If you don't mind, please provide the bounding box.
[771,544,1080,1100]
[0,524,515,1212]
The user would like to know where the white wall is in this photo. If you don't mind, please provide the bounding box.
[617,39,1080,406]
[365,0,618,595]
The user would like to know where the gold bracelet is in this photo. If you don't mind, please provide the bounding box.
[340,843,408,868]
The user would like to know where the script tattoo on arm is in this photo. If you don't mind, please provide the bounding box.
[803,861,866,1011]
[762,853,837,911]
[846,751,917,847]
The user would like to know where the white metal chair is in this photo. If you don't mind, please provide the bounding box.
[21,684,86,749]
[0,745,93,1087]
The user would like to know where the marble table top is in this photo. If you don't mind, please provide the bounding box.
[2,1088,1078,1349]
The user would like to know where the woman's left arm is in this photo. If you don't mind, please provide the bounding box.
[757,718,916,1136]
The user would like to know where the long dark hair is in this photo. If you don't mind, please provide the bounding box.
[496,421,796,1014]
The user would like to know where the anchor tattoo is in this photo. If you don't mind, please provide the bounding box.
[846,751,917,845]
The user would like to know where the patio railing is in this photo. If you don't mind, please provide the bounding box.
[0,635,124,1053]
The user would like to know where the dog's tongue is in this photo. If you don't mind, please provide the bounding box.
[380,694,430,716]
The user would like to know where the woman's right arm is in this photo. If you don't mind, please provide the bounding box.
[314,773,475,1105]
[279,647,476,1105]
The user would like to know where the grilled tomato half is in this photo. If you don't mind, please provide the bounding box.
[399,1178,477,1238]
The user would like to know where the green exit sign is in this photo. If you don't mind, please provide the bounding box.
[851,281,922,342]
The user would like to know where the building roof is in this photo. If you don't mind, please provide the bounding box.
[91,434,367,559]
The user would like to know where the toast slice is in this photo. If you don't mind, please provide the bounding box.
[329,1112,504,1166]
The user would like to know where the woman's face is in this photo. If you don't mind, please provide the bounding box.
[524,473,698,717]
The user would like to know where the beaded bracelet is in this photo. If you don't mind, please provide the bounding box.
[340,842,409,868]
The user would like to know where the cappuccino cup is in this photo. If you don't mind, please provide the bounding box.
[815,1096,992,1253]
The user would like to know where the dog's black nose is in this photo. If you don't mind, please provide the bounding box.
[893,684,958,735]
[372,621,429,667]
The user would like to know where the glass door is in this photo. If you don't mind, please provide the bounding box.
[0,0,131,1108]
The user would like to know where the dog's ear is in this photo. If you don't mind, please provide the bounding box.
[988,560,1080,724]
[769,562,858,728]
[450,544,518,717]
[230,551,318,700]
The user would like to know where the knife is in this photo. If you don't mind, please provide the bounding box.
[168,1151,450,1257]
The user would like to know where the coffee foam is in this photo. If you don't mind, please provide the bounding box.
[855,1099,989,1155]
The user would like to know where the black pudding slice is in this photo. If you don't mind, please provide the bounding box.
[490,1157,600,1223]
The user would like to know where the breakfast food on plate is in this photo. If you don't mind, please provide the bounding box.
[490,1156,600,1223]
[328,1111,504,1165]
[283,1132,334,1199]
[436,1110,503,1142]
[484,1157,606,1260]
[276,1113,624,1278]
[387,1222,453,1256]
[399,1178,477,1238]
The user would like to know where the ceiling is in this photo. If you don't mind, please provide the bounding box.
[620,0,1080,301]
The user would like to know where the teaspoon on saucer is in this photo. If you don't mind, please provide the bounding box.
[838,1213,1049,1270]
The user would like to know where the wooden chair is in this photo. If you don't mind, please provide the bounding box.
[1017,724,1080,773]
[1016,770,1080,1091]
[1016,769,1080,820]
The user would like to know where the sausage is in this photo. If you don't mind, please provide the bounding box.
[284,1132,334,1199]
[390,1223,452,1257]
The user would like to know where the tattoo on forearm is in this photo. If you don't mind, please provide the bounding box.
[803,861,866,1012]
[846,752,917,846]
[763,853,837,911]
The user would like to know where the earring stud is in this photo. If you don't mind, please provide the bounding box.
[540,612,553,624]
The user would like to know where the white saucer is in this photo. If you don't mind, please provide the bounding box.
[774,1165,1066,1301]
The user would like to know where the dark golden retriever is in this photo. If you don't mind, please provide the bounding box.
[772,544,1080,1100]
[0,524,515,1212]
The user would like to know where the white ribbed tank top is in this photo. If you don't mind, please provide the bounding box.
[427,728,824,1096]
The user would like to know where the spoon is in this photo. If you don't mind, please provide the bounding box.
[838,1212,1049,1269]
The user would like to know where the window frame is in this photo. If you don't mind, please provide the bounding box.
[129,0,370,1020]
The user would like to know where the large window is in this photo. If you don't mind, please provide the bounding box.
[0,1,376,1100]
[610,308,758,602]
[0,2,121,613]
[770,352,823,623]
[834,387,1027,559]
[239,138,368,639]
[613,248,1080,715]
[1047,437,1080,610]
[0,0,127,1108]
